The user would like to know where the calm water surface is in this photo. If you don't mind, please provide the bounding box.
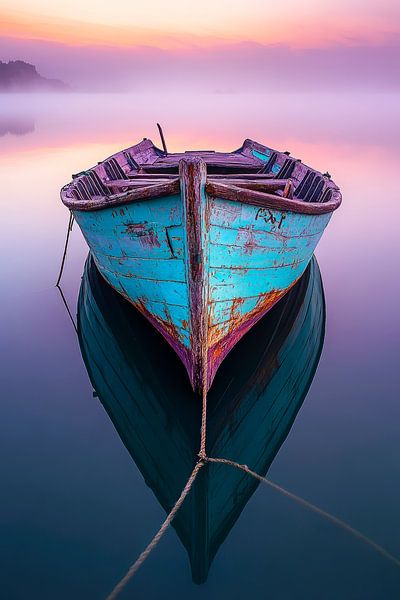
[1,92,399,599]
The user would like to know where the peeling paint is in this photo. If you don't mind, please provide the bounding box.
[123,222,161,248]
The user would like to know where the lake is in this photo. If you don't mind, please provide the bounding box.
[1,91,399,599]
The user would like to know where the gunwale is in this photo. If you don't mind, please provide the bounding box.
[60,137,342,215]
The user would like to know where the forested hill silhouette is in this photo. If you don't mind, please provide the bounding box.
[0,60,69,91]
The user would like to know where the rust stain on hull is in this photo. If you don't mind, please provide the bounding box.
[207,278,301,388]
[208,288,287,349]
[135,298,184,346]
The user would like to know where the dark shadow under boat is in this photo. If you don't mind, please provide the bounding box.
[77,254,326,583]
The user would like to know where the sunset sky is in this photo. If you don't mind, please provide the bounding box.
[1,0,399,90]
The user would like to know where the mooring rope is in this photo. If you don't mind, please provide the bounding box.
[198,378,208,460]
[106,379,210,599]
[56,211,74,287]
[106,387,400,599]
[205,457,400,570]
[105,460,205,600]
[56,284,78,333]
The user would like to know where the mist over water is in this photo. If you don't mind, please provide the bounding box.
[1,35,399,93]
[0,91,399,599]
[1,90,399,146]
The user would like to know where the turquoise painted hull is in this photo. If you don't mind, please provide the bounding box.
[73,191,331,389]
[61,137,340,391]
[77,255,326,583]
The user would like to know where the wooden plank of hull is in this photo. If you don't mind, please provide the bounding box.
[77,255,325,583]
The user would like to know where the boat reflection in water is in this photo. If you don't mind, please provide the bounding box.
[77,254,326,583]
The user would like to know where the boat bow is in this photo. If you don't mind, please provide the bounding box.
[61,136,341,392]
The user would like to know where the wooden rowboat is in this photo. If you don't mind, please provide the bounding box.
[78,254,325,583]
[62,135,340,393]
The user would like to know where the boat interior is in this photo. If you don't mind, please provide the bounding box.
[61,137,341,212]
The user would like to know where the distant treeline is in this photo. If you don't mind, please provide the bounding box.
[0,60,69,92]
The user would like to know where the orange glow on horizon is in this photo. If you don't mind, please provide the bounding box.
[1,8,398,51]
[0,11,196,50]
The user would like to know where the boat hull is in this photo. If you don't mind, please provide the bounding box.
[73,178,331,392]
